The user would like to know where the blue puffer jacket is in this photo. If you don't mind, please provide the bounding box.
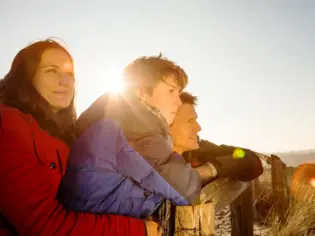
[60,118,188,218]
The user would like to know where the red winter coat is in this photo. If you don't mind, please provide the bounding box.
[0,104,146,236]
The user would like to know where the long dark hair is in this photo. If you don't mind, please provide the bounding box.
[0,39,76,146]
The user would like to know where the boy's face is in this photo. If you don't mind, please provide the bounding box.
[142,75,182,125]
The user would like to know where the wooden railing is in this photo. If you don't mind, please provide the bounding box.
[174,202,214,236]
[230,183,254,236]
[163,153,290,236]
[230,154,290,236]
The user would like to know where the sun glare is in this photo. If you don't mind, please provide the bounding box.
[76,60,126,115]
[309,178,315,188]
[103,62,125,93]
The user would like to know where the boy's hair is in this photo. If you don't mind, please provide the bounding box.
[123,53,188,93]
[180,92,198,106]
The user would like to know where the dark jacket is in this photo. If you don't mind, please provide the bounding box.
[183,139,263,181]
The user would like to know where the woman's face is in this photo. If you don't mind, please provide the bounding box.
[32,48,74,112]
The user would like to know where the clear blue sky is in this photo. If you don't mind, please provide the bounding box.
[1,0,314,153]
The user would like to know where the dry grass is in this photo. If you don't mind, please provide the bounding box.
[253,165,315,236]
[269,181,315,236]
[254,168,274,225]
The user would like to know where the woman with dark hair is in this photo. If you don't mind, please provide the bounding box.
[0,39,160,236]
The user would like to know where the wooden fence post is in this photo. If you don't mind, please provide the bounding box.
[271,154,289,225]
[174,202,215,236]
[230,183,254,236]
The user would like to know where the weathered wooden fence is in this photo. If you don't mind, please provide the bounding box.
[230,183,254,236]
[174,202,214,236]
[230,154,290,236]
[270,154,289,224]
[163,153,290,236]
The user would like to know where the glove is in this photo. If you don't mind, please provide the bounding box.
[207,148,263,181]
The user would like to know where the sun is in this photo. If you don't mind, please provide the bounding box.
[103,62,125,93]
[75,60,126,115]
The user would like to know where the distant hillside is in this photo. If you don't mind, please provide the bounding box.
[275,149,315,167]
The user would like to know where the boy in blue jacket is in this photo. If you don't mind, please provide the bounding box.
[60,55,216,220]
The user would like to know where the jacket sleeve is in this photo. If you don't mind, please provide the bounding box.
[116,127,188,205]
[186,139,263,181]
[0,115,146,236]
[132,134,201,204]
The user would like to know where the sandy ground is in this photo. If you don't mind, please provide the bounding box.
[213,167,273,236]
[214,207,271,236]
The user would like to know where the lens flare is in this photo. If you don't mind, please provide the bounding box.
[233,148,246,159]
[103,62,124,93]
[309,178,315,188]
[290,164,315,200]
